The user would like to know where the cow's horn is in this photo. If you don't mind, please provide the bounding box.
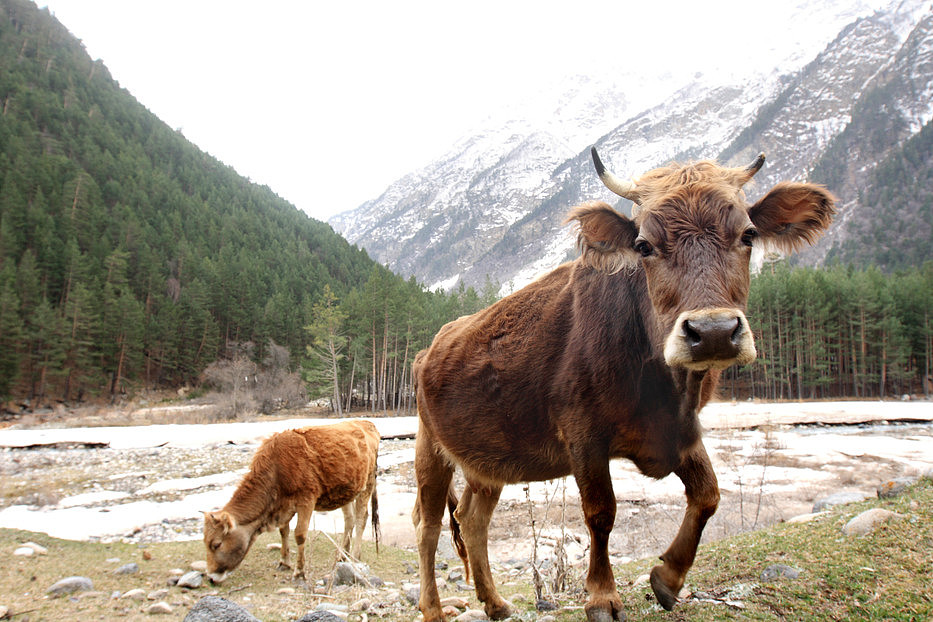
[591,147,640,203]
[741,152,766,184]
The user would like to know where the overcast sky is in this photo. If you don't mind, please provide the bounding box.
[39,0,882,223]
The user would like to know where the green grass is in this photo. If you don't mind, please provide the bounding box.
[1,480,931,621]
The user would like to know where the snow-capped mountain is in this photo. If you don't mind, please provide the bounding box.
[331,0,933,293]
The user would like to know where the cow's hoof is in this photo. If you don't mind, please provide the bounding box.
[584,600,625,621]
[292,570,306,581]
[277,562,291,571]
[649,566,679,611]
[485,600,511,620]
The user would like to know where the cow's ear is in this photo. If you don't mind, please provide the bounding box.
[566,201,639,273]
[748,182,835,253]
[208,511,237,534]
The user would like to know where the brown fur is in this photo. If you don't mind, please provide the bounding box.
[412,154,835,621]
[203,420,380,583]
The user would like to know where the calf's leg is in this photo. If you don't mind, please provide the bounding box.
[278,522,292,570]
[412,425,454,622]
[340,504,355,555]
[293,501,316,580]
[650,441,719,610]
[349,480,373,559]
[455,484,510,620]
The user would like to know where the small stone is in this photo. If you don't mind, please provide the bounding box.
[47,576,94,597]
[266,542,282,550]
[536,599,557,611]
[440,596,469,609]
[538,617,557,622]
[453,610,489,621]
[632,573,651,587]
[183,595,260,621]
[843,508,907,536]
[276,587,296,595]
[335,561,371,586]
[761,564,801,581]
[443,605,461,617]
[114,562,140,575]
[13,547,34,557]
[147,601,173,615]
[403,584,420,605]
[296,611,344,622]
[20,542,48,555]
[122,588,147,601]
[0,605,9,619]
[176,571,203,589]
[812,491,868,512]
[448,567,465,582]
[189,560,207,572]
[349,598,371,611]
[786,511,826,523]
[148,589,169,601]
[877,478,915,499]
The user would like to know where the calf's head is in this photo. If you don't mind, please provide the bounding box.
[571,148,835,371]
[203,510,252,583]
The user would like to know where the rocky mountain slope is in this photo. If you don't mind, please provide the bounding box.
[332,0,933,292]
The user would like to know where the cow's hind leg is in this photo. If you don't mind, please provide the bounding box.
[455,484,510,620]
[650,442,719,610]
[278,522,292,570]
[412,425,454,622]
[340,504,355,556]
[349,479,373,559]
[571,444,624,622]
[293,501,316,581]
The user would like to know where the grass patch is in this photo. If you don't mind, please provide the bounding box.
[1,481,931,620]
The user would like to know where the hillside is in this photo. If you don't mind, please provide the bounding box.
[331,0,933,292]
[0,0,476,407]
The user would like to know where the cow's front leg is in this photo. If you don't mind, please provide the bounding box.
[278,522,292,570]
[293,502,315,581]
[650,441,719,610]
[572,445,624,622]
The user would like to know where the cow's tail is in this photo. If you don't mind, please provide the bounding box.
[371,477,381,555]
[447,481,470,583]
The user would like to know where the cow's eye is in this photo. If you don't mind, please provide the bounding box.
[634,238,654,257]
[211,541,221,550]
[741,228,758,247]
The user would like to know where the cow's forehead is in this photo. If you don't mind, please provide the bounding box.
[636,183,750,236]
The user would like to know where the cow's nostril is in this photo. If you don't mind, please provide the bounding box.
[683,320,702,346]
[730,320,744,344]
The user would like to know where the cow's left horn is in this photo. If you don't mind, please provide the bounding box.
[741,152,766,184]
[591,147,640,203]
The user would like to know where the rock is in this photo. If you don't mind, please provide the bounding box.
[19,541,48,555]
[453,610,489,621]
[761,564,801,581]
[538,617,557,622]
[536,599,558,611]
[842,508,907,536]
[349,598,371,611]
[812,491,868,512]
[122,588,147,600]
[440,596,470,609]
[148,589,169,601]
[276,587,296,595]
[877,478,915,499]
[786,511,827,523]
[0,605,8,619]
[295,612,344,622]
[176,571,203,589]
[314,603,347,612]
[447,567,465,582]
[46,576,94,597]
[13,547,34,557]
[190,560,208,572]
[183,595,260,621]
[402,584,420,605]
[148,601,173,615]
[335,561,371,586]
[114,562,140,575]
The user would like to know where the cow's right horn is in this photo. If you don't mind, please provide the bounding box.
[591,147,640,204]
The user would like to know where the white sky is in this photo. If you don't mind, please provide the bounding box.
[38,0,881,223]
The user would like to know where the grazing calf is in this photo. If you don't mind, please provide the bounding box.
[412,148,835,621]
[203,419,380,583]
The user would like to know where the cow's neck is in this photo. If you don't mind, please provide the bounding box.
[225,470,279,534]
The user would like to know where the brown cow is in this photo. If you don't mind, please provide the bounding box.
[203,419,380,584]
[412,148,835,621]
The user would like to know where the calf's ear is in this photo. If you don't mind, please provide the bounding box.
[748,182,836,253]
[206,510,237,534]
[566,201,639,273]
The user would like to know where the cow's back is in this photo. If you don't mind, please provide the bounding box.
[262,420,379,513]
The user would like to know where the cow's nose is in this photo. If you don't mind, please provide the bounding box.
[663,308,757,370]
[682,315,741,360]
